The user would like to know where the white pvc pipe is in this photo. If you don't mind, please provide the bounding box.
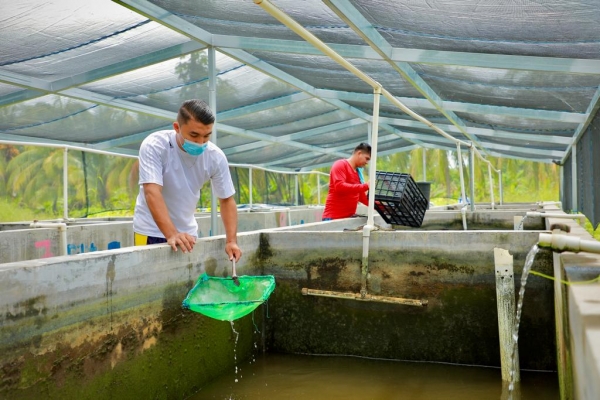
[253,0,474,153]
[363,86,381,298]
[249,167,253,208]
[537,201,562,207]
[488,164,495,210]
[526,212,586,224]
[30,222,68,256]
[457,143,467,207]
[294,174,299,206]
[499,171,504,205]
[539,233,600,254]
[63,148,69,220]
[469,145,475,212]
[422,149,426,182]
[461,205,468,231]
[571,146,578,212]
[316,173,321,205]
[209,46,218,237]
[366,86,381,229]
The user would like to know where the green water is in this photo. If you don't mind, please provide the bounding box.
[189,353,558,400]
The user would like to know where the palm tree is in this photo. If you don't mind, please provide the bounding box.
[6,146,84,215]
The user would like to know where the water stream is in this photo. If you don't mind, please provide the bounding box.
[229,321,240,384]
[508,244,540,400]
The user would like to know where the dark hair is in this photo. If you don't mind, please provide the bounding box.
[177,99,215,126]
[354,142,371,155]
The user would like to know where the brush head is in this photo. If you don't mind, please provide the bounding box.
[231,259,240,286]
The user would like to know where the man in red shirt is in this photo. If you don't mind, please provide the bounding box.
[322,143,371,220]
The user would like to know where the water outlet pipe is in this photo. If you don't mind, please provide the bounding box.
[461,205,468,231]
[538,233,600,254]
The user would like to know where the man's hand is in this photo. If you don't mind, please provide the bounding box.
[166,232,196,253]
[226,241,242,262]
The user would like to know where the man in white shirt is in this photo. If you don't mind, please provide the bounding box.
[133,99,241,262]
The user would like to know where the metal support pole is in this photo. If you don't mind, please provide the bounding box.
[208,46,218,236]
[422,148,426,182]
[494,247,520,384]
[249,167,253,208]
[469,144,475,212]
[316,173,321,205]
[457,144,467,207]
[499,171,504,206]
[63,147,69,220]
[571,145,577,212]
[488,164,495,210]
[294,174,299,206]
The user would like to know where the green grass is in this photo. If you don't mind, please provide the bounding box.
[0,198,57,222]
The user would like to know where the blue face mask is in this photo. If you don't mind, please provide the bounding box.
[181,139,208,156]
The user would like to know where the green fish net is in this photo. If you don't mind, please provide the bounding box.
[182,273,276,321]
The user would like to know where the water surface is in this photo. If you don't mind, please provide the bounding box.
[189,353,558,400]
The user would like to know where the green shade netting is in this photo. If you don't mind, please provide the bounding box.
[182,273,276,321]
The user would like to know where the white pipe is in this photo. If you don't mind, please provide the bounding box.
[253,0,473,152]
[362,86,382,298]
[571,145,577,212]
[366,86,381,229]
[316,173,321,206]
[499,171,504,205]
[461,205,468,231]
[536,201,562,207]
[63,147,69,220]
[249,167,253,208]
[422,149,426,182]
[526,212,586,224]
[488,164,495,210]
[294,174,299,206]
[469,144,475,212]
[209,46,218,237]
[539,233,600,254]
[0,139,138,159]
[30,222,68,256]
[457,143,467,206]
[232,162,329,177]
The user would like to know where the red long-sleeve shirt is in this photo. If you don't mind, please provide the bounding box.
[322,159,369,220]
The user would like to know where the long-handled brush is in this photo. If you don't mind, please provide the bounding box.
[231,259,240,286]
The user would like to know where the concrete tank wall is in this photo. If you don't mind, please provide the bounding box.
[0,207,324,264]
[0,234,264,399]
[254,229,556,370]
[0,225,559,399]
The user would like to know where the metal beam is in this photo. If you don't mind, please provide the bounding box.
[0,69,348,159]
[322,0,481,147]
[0,88,45,107]
[0,41,205,106]
[223,118,366,155]
[112,0,425,150]
[91,125,173,149]
[315,89,585,123]
[218,124,348,158]
[218,92,311,121]
[214,35,600,75]
[377,117,573,145]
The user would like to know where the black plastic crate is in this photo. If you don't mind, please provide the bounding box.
[373,172,428,227]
